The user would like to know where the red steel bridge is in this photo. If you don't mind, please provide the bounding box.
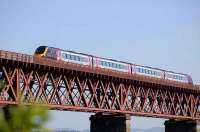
[0,50,200,120]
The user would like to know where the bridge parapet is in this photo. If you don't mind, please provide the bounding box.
[0,50,33,63]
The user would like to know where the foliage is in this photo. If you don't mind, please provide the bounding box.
[0,79,51,132]
[0,79,6,91]
[0,104,50,132]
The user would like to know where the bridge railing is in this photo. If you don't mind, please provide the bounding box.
[0,50,33,63]
[195,85,200,89]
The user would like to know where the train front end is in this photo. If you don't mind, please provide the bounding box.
[34,46,48,57]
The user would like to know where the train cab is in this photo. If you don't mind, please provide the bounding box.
[34,46,48,57]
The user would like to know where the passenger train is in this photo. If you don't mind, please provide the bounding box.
[34,46,193,84]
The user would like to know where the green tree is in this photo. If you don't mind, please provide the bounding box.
[0,79,50,132]
[0,79,6,92]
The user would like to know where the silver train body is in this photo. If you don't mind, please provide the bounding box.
[34,46,193,84]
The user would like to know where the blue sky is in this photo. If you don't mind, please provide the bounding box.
[0,0,200,130]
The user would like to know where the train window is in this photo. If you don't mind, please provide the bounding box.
[62,53,65,58]
[114,63,116,68]
[69,55,72,59]
[74,56,77,61]
[66,54,69,59]
[72,55,76,61]
[105,62,108,66]
[154,71,156,75]
[107,62,109,66]
[101,61,103,65]
[77,56,81,61]
[67,54,70,59]
[121,65,124,69]
[138,68,141,73]
[157,72,160,76]
[120,65,122,69]
[109,62,111,67]
[103,61,105,66]
[72,55,75,60]
[117,64,120,69]
[149,70,152,75]
[104,61,106,66]
[70,55,73,60]
[73,55,76,60]
[77,56,80,61]
[147,69,149,74]
[119,65,122,69]
[113,63,116,68]
[64,54,67,59]
[180,76,183,80]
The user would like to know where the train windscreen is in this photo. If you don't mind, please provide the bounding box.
[35,46,46,54]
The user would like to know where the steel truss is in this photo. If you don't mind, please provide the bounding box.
[0,50,199,120]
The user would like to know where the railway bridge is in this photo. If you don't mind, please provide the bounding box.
[0,50,199,132]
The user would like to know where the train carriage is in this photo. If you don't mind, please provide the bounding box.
[60,50,92,66]
[165,71,192,84]
[93,57,131,73]
[133,65,164,79]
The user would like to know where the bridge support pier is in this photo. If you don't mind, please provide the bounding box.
[165,120,200,132]
[90,113,131,132]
